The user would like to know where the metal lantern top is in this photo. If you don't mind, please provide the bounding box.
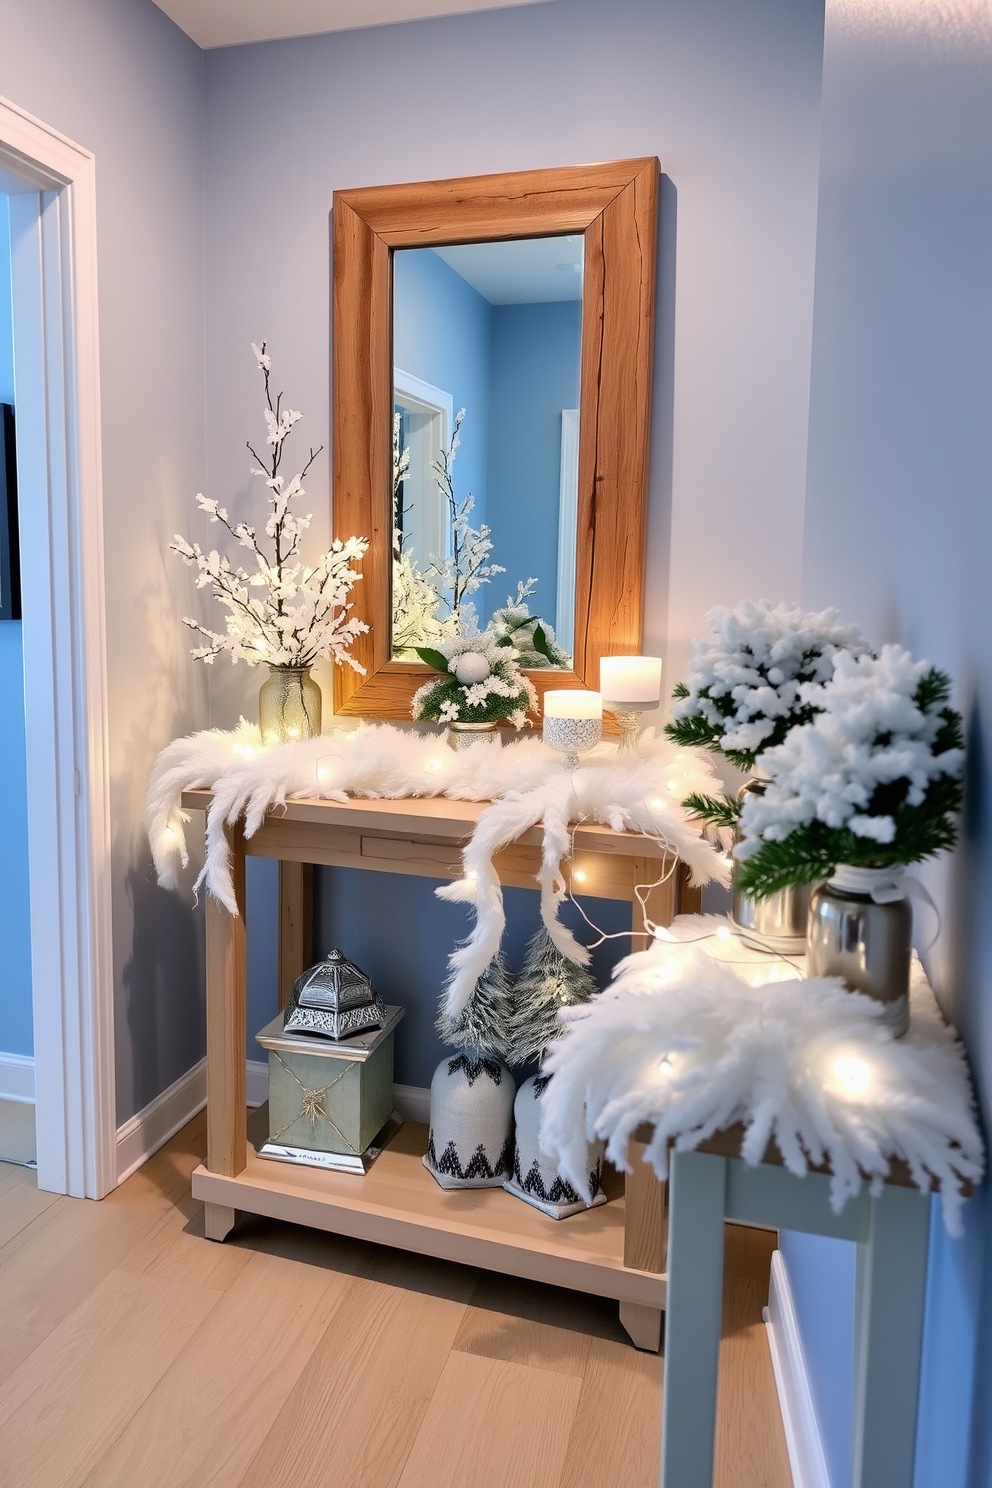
[284,948,387,1040]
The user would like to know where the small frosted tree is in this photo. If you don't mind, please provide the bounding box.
[506,928,598,1065]
[436,954,515,1061]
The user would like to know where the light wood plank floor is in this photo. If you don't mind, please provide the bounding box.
[0,1114,791,1488]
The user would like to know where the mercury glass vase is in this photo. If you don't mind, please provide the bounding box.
[806,867,912,1036]
[732,778,814,951]
[258,664,322,744]
[447,720,502,752]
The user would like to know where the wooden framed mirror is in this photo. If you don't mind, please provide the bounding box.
[331,157,659,719]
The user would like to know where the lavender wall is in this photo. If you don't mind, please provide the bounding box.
[790,2,992,1482]
[0,0,210,1121]
[201,0,826,727]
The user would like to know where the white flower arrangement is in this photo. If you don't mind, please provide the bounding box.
[667,599,869,769]
[735,645,964,897]
[412,630,539,728]
[172,343,369,670]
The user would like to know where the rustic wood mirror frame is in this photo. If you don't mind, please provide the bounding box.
[331,157,659,719]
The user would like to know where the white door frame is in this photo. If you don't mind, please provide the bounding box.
[0,95,115,1198]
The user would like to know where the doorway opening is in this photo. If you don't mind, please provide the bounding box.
[0,96,115,1198]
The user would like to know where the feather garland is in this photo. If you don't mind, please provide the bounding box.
[539,934,982,1235]
[145,723,729,1013]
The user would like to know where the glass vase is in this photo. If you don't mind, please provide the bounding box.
[258,665,322,744]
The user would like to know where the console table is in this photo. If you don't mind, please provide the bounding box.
[184,788,697,1350]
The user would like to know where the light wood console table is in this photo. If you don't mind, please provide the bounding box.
[184,788,698,1350]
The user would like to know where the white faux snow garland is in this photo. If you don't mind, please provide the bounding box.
[146,722,729,1017]
[539,918,982,1235]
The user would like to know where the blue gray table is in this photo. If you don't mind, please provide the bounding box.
[659,1121,934,1488]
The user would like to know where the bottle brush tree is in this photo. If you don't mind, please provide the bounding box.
[506,927,598,1066]
[436,953,515,1061]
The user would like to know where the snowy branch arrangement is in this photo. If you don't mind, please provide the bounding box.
[666,600,869,771]
[420,408,504,633]
[171,343,369,670]
[391,413,460,657]
[538,921,982,1236]
[734,646,964,899]
[412,630,539,728]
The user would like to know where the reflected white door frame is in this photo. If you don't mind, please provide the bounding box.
[0,95,115,1198]
[393,367,452,570]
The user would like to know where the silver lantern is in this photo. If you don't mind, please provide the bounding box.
[284,948,387,1041]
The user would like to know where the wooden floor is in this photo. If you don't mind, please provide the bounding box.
[0,1113,791,1488]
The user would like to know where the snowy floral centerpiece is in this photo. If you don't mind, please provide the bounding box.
[412,630,538,729]
[172,344,368,673]
[735,646,964,899]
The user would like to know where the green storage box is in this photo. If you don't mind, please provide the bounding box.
[255,1006,403,1170]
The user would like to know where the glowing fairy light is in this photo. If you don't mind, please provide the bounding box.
[233,742,257,761]
[831,1055,872,1098]
[716,925,732,940]
[425,757,446,774]
[667,779,679,791]
[573,869,588,884]
[650,798,663,809]
[659,1055,674,1074]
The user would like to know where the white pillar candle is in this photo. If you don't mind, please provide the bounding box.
[600,656,662,703]
[543,689,603,720]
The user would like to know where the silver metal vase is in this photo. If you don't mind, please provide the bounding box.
[732,779,814,952]
[806,866,912,1036]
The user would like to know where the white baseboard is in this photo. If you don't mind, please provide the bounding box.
[246,1059,268,1108]
[393,1083,431,1123]
[0,1051,36,1105]
[116,1060,431,1185]
[764,1250,832,1488]
[116,1058,207,1184]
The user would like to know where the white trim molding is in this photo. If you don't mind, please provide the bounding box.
[764,1249,832,1488]
[0,1052,36,1105]
[0,94,114,1199]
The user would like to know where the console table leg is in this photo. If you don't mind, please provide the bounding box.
[621,1127,667,1352]
[852,1186,931,1488]
[204,1202,238,1242]
[205,825,247,1180]
[619,1301,663,1352]
[661,1150,727,1488]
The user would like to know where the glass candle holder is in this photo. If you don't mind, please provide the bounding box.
[543,690,603,768]
[600,656,662,755]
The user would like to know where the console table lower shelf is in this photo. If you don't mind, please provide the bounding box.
[191,1118,666,1338]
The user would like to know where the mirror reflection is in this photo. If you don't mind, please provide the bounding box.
[391,234,583,666]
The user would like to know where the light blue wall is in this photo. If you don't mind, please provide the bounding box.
[394,248,490,523]
[0,191,32,1059]
[789,2,992,1484]
[484,299,581,625]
